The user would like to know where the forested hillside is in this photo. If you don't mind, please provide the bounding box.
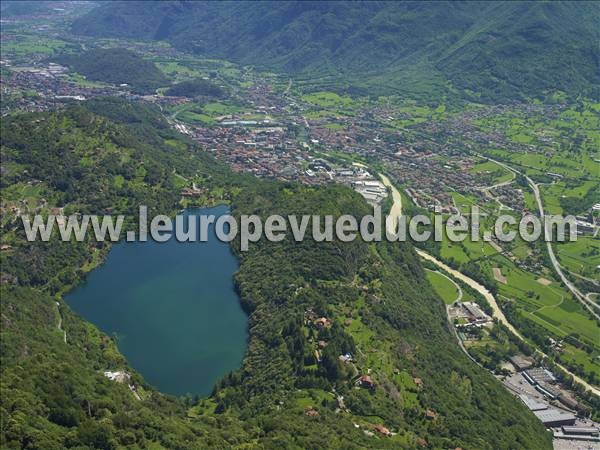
[71,1,600,101]
[55,49,169,94]
[0,100,552,448]
[165,79,225,98]
[0,101,248,449]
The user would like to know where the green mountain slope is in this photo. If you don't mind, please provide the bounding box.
[55,48,169,94]
[0,100,552,448]
[0,1,55,16]
[71,1,600,101]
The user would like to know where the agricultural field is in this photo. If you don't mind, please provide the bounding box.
[439,229,500,265]
[482,254,598,349]
[470,160,514,185]
[67,72,110,88]
[301,91,360,110]
[169,101,247,125]
[540,179,598,215]
[155,60,203,81]
[391,103,448,128]
[1,34,68,61]
[555,237,600,279]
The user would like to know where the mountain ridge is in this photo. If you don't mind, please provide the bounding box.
[71,1,600,101]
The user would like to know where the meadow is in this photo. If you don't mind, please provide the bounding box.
[426,270,460,304]
[555,237,600,278]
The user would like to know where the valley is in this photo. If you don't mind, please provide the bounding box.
[0,2,598,449]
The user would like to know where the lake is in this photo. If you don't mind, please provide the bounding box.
[65,205,247,396]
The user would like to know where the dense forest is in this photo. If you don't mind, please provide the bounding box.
[55,49,169,94]
[71,1,600,101]
[1,100,552,448]
[165,79,225,98]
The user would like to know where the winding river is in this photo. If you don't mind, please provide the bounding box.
[381,172,600,397]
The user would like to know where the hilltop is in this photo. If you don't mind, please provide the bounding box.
[71,1,600,101]
[55,48,169,94]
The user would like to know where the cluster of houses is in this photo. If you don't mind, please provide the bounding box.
[187,122,331,184]
[0,60,121,115]
[103,370,141,401]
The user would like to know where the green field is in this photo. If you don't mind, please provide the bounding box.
[560,344,600,379]
[2,34,67,59]
[302,91,358,109]
[555,237,600,278]
[439,228,499,265]
[470,160,514,185]
[155,60,202,80]
[484,255,598,348]
[426,270,460,304]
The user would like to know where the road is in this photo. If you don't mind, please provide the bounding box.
[417,249,525,339]
[381,171,600,397]
[283,78,293,96]
[418,248,600,396]
[380,171,524,338]
[478,154,600,320]
[426,268,482,365]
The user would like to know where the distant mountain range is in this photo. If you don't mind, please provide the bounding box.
[72,1,600,101]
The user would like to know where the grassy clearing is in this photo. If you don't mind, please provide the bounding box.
[302,91,357,109]
[294,389,333,409]
[470,160,514,184]
[155,60,202,80]
[202,102,246,116]
[426,270,460,304]
[485,255,599,347]
[560,344,600,379]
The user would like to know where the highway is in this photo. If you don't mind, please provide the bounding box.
[381,171,600,397]
[478,154,600,320]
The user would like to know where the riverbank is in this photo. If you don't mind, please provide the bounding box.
[380,171,600,397]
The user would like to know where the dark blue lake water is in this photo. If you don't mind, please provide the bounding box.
[66,205,247,396]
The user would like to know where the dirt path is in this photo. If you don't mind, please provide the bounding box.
[55,301,66,343]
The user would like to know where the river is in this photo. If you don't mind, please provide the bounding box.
[380,172,600,397]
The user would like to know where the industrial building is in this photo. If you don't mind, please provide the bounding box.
[523,367,557,385]
[535,383,559,400]
[561,426,599,437]
[448,301,492,325]
[519,394,547,412]
[533,408,576,427]
[509,355,534,372]
[519,394,548,411]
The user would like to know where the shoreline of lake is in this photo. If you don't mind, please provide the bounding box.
[65,205,248,397]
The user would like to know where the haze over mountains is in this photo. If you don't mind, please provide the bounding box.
[72,1,600,101]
